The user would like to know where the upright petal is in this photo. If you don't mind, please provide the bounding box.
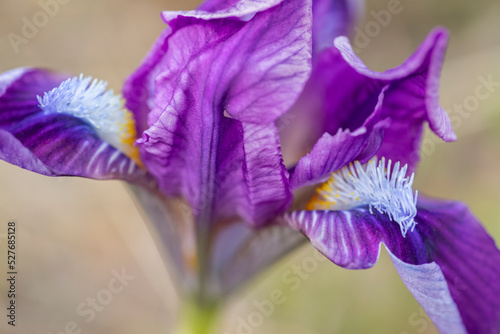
[334,27,455,167]
[123,0,282,134]
[138,0,312,226]
[156,0,312,124]
[312,0,363,55]
[165,0,283,21]
[197,0,362,56]
[124,0,280,135]
[197,0,241,12]
[123,28,172,135]
[283,197,500,334]
[124,0,311,132]
[280,28,455,173]
[289,87,390,189]
[0,68,154,188]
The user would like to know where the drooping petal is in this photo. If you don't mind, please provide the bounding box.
[312,0,363,55]
[387,250,466,334]
[138,0,312,226]
[0,68,154,187]
[283,210,426,269]
[289,87,389,189]
[283,197,500,334]
[280,28,455,173]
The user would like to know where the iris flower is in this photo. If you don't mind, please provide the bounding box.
[0,0,498,333]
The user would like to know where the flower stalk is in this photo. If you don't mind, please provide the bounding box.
[172,299,221,334]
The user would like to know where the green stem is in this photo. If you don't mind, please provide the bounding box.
[173,299,220,334]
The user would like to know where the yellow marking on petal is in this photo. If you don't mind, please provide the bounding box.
[184,250,199,273]
[306,194,335,210]
[306,194,320,210]
[119,108,143,167]
[306,158,418,237]
[306,172,340,210]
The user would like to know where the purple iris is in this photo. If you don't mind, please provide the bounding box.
[0,0,498,333]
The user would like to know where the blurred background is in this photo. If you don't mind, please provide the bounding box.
[0,0,499,333]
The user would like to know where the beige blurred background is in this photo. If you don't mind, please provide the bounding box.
[0,1,499,333]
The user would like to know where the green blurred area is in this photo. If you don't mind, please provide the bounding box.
[0,1,499,333]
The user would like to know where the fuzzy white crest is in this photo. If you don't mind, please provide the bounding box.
[313,157,418,237]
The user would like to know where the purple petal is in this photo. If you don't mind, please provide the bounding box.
[0,67,68,126]
[123,28,172,135]
[137,0,312,225]
[239,123,294,225]
[139,112,292,227]
[388,250,466,334]
[164,0,283,21]
[283,209,427,270]
[197,0,241,12]
[196,0,362,57]
[312,0,363,55]
[125,0,311,133]
[334,27,456,165]
[283,197,500,334]
[153,0,311,124]
[212,220,306,293]
[280,28,455,173]
[0,68,154,187]
[415,197,500,334]
[289,87,390,189]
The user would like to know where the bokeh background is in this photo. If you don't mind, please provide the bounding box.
[0,0,499,333]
